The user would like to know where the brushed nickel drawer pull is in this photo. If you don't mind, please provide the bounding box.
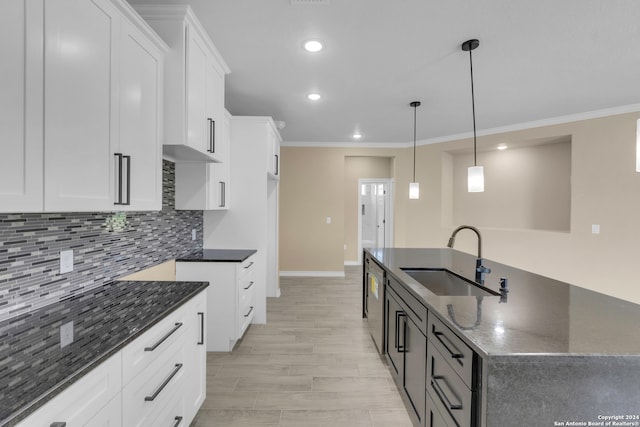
[145,323,183,352]
[244,306,254,317]
[244,261,254,269]
[173,416,183,427]
[144,363,183,401]
[243,281,254,290]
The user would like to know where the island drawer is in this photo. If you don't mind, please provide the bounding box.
[387,274,427,334]
[428,313,474,389]
[426,391,457,427]
[427,343,473,427]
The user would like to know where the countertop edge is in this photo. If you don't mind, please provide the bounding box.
[176,249,257,263]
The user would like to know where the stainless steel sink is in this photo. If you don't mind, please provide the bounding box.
[400,268,499,297]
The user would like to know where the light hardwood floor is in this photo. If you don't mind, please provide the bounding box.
[191,266,413,427]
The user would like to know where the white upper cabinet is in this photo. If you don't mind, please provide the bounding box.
[0,0,164,213]
[0,0,43,213]
[42,0,166,212]
[133,5,230,163]
[175,109,231,211]
[267,126,281,180]
[44,0,120,212]
[118,19,164,211]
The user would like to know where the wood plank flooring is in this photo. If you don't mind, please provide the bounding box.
[191,266,412,427]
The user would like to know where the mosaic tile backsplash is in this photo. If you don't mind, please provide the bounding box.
[0,160,203,321]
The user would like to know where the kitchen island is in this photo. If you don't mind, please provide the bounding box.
[365,248,640,427]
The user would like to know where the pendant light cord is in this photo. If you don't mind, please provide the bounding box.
[469,49,477,167]
[412,104,417,182]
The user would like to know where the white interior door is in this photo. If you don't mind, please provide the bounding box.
[358,179,393,264]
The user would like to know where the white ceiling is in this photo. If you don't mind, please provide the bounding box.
[128,0,640,145]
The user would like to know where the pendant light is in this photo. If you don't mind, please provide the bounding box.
[409,101,421,199]
[462,39,484,192]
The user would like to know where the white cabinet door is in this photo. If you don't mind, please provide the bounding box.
[0,0,43,213]
[267,127,281,180]
[17,353,122,427]
[133,5,229,165]
[44,0,118,212]
[206,59,226,161]
[186,292,207,422]
[119,20,163,211]
[187,28,210,155]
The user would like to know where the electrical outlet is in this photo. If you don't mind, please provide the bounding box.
[192,229,197,240]
[60,250,73,273]
[592,224,600,234]
[344,244,347,250]
[326,217,331,224]
[60,321,74,348]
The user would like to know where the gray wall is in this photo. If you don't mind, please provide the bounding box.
[0,161,202,322]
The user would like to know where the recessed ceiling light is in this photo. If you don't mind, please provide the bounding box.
[303,40,323,53]
[353,133,362,139]
[497,144,508,150]
[307,93,321,101]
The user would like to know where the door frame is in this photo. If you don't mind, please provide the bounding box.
[357,178,394,265]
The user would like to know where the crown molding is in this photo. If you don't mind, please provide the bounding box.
[281,103,640,148]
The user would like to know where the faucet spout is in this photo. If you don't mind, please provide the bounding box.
[447,225,482,259]
[447,225,490,284]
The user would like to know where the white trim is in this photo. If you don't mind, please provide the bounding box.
[281,103,640,148]
[281,140,410,148]
[344,261,360,266]
[357,179,394,265]
[280,271,345,278]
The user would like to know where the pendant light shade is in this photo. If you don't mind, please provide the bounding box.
[409,182,420,199]
[409,101,421,199]
[468,166,485,192]
[462,39,484,193]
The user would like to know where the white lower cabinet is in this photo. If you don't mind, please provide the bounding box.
[17,353,122,427]
[16,290,206,427]
[176,254,256,351]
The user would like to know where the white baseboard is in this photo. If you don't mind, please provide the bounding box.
[344,261,361,266]
[280,271,345,278]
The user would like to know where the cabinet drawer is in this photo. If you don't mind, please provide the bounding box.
[387,276,427,334]
[426,391,457,427]
[426,344,473,427]
[239,255,255,279]
[428,313,474,389]
[122,303,189,385]
[17,353,122,427]
[148,389,186,427]
[239,270,256,306]
[123,337,187,427]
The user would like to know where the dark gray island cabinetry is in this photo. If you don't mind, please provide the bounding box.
[364,248,640,427]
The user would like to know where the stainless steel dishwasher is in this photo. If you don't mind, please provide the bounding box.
[365,256,385,353]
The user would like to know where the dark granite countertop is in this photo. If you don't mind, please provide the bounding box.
[0,280,208,427]
[366,248,640,357]
[177,249,257,263]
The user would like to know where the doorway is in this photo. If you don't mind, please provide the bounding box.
[358,179,393,264]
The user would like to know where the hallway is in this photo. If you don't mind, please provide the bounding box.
[192,266,412,426]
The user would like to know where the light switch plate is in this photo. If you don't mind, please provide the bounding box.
[326,217,331,224]
[60,321,74,348]
[60,250,73,273]
[192,229,197,240]
[592,224,600,234]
